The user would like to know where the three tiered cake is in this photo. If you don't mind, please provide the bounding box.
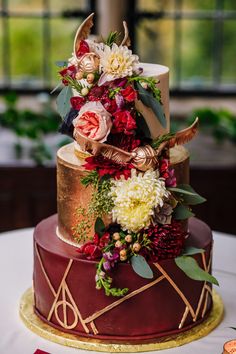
[20,13,223,351]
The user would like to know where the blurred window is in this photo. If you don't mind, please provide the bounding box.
[135,0,236,94]
[0,0,95,92]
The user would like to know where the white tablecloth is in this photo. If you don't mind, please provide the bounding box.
[0,227,235,354]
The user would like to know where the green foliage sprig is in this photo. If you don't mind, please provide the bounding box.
[104,31,120,47]
[128,76,161,102]
[151,132,175,149]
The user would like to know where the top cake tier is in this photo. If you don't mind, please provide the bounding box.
[136,63,170,136]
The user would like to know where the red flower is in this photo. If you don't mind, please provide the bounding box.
[34,350,50,354]
[70,96,86,110]
[76,39,90,57]
[78,242,102,260]
[144,221,187,261]
[121,85,137,102]
[77,232,111,260]
[112,110,137,135]
[59,65,77,86]
[83,155,133,179]
[102,96,117,114]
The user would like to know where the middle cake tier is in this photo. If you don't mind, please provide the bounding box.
[57,143,189,246]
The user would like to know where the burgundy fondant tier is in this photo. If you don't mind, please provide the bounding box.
[33,215,213,343]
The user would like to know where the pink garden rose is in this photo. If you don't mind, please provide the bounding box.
[73,101,112,143]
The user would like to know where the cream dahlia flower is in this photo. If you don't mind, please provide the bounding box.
[97,44,139,86]
[110,169,169,233]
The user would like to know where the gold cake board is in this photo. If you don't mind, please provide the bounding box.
[19,288,223,352]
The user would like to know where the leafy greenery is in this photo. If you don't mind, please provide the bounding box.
[89,178,114,217]
[95,217,106,237]
[72,207,93,243]
[0,92,62,165]
[181,247,204,256]
[151,132,175,149]
[135,81,166,128]
[56,86,73,119]
[131,255,153,279]
[188,108,236,144]
[104,31,120,47]
[169,185,206,205]
[173,204,195,220]
[96,258,129,297]
[81,171,99,187]
[175,255,219,286]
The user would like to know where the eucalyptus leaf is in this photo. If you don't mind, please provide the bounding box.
[173,204,195,220]
[182,246,205,256]
[137,113,151,138]
[175,256,219,285]
[94,217,105,237]
[56,86,72,119]
[131,255,153,279]
[168,187,196,196]
[136,82,167,128]
[177,184,206,205]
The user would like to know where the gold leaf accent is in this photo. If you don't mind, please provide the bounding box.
[74,13,94,58]
[120,21,131,47]
[168,117,199,148]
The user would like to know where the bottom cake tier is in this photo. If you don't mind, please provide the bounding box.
[33,215,213,344]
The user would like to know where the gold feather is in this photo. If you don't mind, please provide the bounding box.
[73,13,94,58]
[120,21,131,47]
[168,117,199,148]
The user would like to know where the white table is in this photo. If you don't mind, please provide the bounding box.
[0,227,236,354]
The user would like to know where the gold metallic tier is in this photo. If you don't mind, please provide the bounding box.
[57,143,190,246]
[20,288,223,353]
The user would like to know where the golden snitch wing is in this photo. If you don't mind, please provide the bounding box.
[74,13,94,58]
[168,117,199,148]
[120,21,131,47]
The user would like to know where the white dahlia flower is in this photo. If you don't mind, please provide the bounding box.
[110,169,169,233]
[97,43,139,86]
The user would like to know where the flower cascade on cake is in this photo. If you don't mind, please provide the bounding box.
[56,13,218,296]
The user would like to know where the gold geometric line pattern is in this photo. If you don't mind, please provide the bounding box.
[35,243,213,336]
[35,244,56,297]
[176,250,213,328]
[154,262,195,318]
[47,259,73,322]
[83,275,165,324]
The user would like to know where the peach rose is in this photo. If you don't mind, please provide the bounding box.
[73,101,112,143]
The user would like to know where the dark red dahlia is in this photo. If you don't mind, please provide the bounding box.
[145,221,187,261]
[83,155,133,179]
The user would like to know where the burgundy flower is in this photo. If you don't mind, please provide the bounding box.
[102,96,117,114]
[88,85,106,101]
[107,133,141,152]
[83,155,133,179]
[78,242,102,260]
[70,96,86,110]
[77,232,111,260]
[112,110,137,135]
[145,221,187,261]
[34,351,50,354]
[76,39,90,57]
[59,65,77,86]
[121,85,137,102]
[160,159,177,187]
